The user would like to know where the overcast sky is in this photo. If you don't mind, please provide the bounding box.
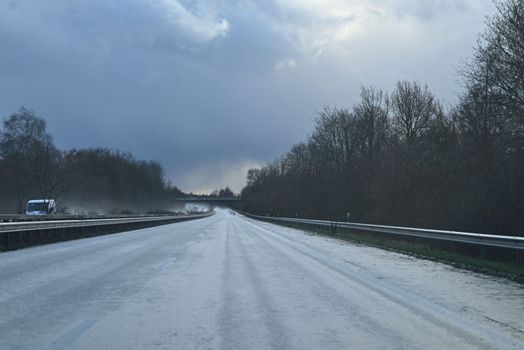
[0,0,495,193]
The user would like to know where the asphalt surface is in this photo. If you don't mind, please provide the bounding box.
[0,209,523,349]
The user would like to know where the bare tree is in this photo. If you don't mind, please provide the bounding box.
[462,0,524,126]
[0,107,64,212]
[31,139,67,210]
[353,85,390,163]
[391,81,436,148]
[312,107,354,172]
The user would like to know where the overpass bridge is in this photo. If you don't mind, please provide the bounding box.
[173,197,245,210]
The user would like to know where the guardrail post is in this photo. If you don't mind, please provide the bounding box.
[330,222,337,235]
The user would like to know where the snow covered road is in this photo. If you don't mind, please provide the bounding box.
[0,209,523,349]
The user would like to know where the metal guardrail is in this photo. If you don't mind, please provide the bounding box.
[0,214,178,223]
[0,212,214,250]
[0,214,206,232]
[242,213,524,264]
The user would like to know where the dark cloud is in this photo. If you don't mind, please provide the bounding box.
[0,0,495,192]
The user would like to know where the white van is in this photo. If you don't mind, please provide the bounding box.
[25,199,56,215]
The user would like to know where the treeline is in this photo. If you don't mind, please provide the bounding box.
[210,187,236,197]
[241,0,524,235]
[0,108,184,214]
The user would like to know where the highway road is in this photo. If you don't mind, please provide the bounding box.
[0,209,523,349]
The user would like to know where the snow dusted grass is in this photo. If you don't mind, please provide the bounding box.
[268,221,524,283]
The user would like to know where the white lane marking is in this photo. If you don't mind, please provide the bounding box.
[159,256,177,271]
[47,319,97,350]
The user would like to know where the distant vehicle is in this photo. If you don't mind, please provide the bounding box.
[25,199,56,215]
[185,204,208,214]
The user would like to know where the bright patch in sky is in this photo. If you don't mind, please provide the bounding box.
[157,0,230,43]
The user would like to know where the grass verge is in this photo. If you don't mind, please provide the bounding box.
[270,221,524,284]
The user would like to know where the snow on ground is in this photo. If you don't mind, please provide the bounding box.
[1,209,522,349]
[246,216,524,341]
